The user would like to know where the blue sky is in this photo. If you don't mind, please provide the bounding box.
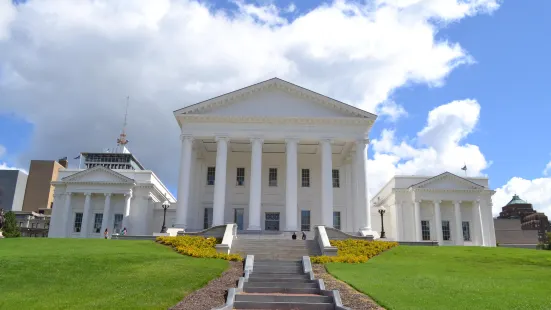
[0,0,550,214]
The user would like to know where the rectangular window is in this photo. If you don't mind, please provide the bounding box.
[301,169,310,187]
[442,220,451,241]
[93,213,103,233]
[73,212,83,233]
[236,167,245,186]
[332,169,340,188]
[333,211,341,230]
[301,210,311,231]
[268,168,278,187]
[207,167,216,185]
[203,208,213,229]
[421,220,431,241]
[462,221,471,241]
[113,214,123,233]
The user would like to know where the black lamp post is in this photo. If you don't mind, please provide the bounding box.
[160,199,170,233]
[378,205,386,239]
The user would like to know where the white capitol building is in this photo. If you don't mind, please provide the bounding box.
[48,78,495,247]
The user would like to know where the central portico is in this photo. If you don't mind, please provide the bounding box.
[173,78,378,236]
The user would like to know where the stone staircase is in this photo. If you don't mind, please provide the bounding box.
[231,239,322,261]
[214,257,349,310]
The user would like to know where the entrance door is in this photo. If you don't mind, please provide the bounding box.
[234,208,244,230]
[265,212,280,231]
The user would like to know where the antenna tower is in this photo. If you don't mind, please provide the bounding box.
[117,96,130,146]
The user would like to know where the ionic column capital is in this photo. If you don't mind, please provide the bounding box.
[454,200,462,204]
[414,199,422,204]
[250,137,264,144]
[104,193,112,197]
[284,137,299,144]
[215,136,230,142]
[320,138,333,144]
[124,191,133,198]
[65,192,73,197]
[180,134,195,142]
[84,192,92,197]
[433,200,442,205]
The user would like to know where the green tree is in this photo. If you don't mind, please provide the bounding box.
[2,211,21,238]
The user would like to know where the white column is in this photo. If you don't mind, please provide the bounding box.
[488,200,496,247]
[454,201,463,246]
[320,139,334,227]
[100,193,112,236]
[414,199,421,241]
[433,200,443,245]
[344,161,354,232]
[395,201,403,241]
[122,191,132,232]
[248,137,263,231]
[80,193,92,238]
[212,136,229,226]
[355,139,372,234]
[63,192,73,237]
[476,199,486,246]
[285,138,298,231]
[175,135,194,228]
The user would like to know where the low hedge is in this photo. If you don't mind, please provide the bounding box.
[156,236,243,261]
[311,239,399,263]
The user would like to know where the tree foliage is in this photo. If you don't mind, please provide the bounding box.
[2,211,21,238]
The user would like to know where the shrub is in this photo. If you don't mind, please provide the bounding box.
[2,211,21,238]
[156,236,243,261]
[311,239,398,264]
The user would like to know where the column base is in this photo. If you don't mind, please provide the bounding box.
[359,228,380,239]
[247,225,262,231]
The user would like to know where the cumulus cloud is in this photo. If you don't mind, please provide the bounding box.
[0,144,27,173]
[368,99,490,196]
[0,0,499,190]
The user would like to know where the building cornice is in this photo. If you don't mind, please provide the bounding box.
[177,114,374,126]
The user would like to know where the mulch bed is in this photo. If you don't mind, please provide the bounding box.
[170,261,243,310]
[313,264,385,310]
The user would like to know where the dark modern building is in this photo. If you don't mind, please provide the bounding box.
[0,170,28,211]
[497,194,550,243]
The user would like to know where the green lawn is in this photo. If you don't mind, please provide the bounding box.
[326,246,551,310]
[0,238,229,309]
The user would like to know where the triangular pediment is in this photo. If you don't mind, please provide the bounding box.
[62,166,135,184]
[409,172,485,190]
[174,78,377,120]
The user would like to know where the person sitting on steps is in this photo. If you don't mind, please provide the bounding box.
[302,232,306,240]
[292,232,297,240]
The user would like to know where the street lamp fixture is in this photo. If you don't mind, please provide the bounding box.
[378,205,386,239]
[160,198,170,233]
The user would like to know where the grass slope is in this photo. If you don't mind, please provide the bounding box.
[0,238,228,309]
[326,246,551,310]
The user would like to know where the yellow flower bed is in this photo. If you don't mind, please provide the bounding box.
[311,239,398,264]
[156,236,243,261]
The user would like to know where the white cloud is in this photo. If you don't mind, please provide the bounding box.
[376,100,408,122]
[0,144,27,173]
[543,160,551,176]
[368,99,490,196]
[0,0,499,190]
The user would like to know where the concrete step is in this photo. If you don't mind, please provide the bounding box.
[243,282,318,289]
[233,301,334,310]
[253,261,302,267]
[248,274,310,280]
[247,278,314,283]
[243,287,321,295]
[235,294,333,303]
[253,267,303,273]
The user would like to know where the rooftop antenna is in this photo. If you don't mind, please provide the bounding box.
[116,96,130,148]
